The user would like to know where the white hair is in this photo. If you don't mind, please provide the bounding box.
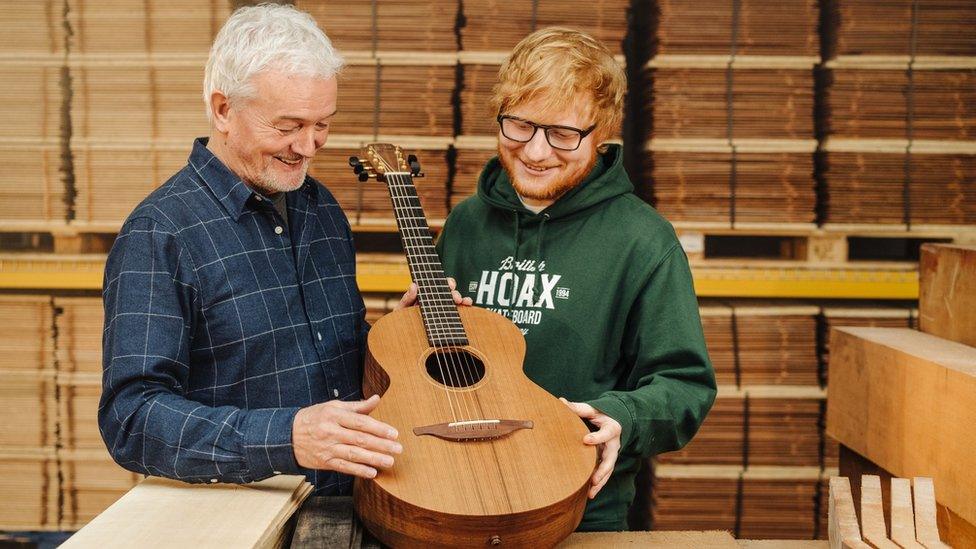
[203,3,344,121]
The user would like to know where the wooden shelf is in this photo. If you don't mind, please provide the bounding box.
[0,254,920,299]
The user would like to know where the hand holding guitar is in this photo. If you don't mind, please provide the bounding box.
[292,395,403,478]
[560,398,622,499]
[396,277,473,309]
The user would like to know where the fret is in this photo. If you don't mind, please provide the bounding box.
[377,163,469,347]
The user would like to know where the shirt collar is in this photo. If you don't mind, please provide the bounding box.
[187,137,256,221]
[188,137,320,220]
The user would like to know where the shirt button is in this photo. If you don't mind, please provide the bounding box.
[333,389,339,397]
[274,226,283,235]
[316,332,322,341]
[210,478,218,483]
[273,471,281,475]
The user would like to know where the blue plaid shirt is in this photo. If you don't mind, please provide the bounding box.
[100,138,367,494]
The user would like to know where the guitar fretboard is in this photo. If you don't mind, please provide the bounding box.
[386,173,468,347]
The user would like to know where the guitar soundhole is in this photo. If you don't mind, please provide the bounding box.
[425,348,485,388]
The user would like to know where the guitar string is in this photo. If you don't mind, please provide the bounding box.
[388,173,479,422]
[386,170,477,422]
[387,172,485,422]
[376,158,461,423]
[387,172,479,421]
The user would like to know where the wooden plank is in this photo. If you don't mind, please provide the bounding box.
[561,531,739,547]
[890,478,925,549]
[919,244,976,348]
[830,476,872,549]
[861,476,900,549]
[913,478,951,549]
[61,475,312,548]
[827,328,976,532]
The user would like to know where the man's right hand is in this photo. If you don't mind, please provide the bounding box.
[292,394,402,478]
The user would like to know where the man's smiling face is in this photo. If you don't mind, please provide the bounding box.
[218,70,337,194]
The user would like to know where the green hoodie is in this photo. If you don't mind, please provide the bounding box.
[436,144,717,531]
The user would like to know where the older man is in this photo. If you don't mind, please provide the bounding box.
[100,4,414,494]
[434,28,717,530]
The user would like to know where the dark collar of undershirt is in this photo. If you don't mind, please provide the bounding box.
[262,191,289,228]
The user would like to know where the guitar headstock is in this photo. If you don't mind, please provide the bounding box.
[348,143,423,182]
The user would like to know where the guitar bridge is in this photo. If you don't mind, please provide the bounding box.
[413,419,533,441]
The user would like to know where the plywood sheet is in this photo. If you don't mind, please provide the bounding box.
[62,475,313,549]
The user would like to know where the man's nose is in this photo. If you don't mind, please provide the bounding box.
[522,128,553,161]
[292,127,319,157]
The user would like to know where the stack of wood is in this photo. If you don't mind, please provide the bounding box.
[0,1,67,227]
[62,475,313,548]
[452,137,496,209]
[54,297,142,529]
[296,3,458,228]
[67,0,230,230]
[821,1,976,227]
[0,295,58,530]
[658,387,823,469]
[739,468,820,540]
[294,0,458,54]
[827,0,976,57]
[698,303,819,386]
[459,0,630,56]
[311,137,451,227]
[823,68,976,141]
[747,392,822,467]
[639,0,820,225]
[332,59,456,138]
[652,465,822,539]
[644,142,817,224]
[827,244,976,547]
[653,0,820,56]
[653,302,826,539]
[652,466,740,532]
[821,139,976,225]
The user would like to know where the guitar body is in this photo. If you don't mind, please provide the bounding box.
[354,305,597,548]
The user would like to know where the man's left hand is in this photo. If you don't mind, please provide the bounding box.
[396,277,472,310]
[560,398,622,499]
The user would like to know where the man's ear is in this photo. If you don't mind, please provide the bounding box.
[209,91,233,133]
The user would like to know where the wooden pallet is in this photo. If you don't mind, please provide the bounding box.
[673,222,976,264]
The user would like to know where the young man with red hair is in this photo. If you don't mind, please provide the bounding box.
[435,28,717,531]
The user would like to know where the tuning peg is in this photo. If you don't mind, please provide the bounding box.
[408,155,422,177]
[358,171,370,182]
[348,156,361,167]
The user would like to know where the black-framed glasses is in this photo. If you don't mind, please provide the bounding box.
[497,114,597,151]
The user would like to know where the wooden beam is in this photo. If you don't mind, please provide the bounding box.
[826,327,976,532]
[890,478,925,549]
[861,476,900,549]
[919,244,976,348]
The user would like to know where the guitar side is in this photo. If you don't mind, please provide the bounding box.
[354,305,596,547]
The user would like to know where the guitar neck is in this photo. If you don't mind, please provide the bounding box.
[385,172,468,347]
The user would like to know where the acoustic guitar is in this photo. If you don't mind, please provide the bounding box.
[349,144,596,547]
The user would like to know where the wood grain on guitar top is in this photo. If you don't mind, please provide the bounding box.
[355,305,597,547]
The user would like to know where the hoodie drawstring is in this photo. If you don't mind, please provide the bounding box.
[510,210,549,307]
